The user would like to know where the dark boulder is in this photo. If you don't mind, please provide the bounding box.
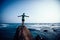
[14,25,33,40]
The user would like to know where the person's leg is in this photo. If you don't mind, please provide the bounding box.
[22,21,24,26]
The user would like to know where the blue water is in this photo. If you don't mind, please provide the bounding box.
[0,23,60,40]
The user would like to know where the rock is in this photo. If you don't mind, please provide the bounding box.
[35,35,41,40]
[35,35,45,40]
[14,25,33,40]
[43,30,48,32]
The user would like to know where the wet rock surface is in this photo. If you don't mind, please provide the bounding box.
[14,25,33,40]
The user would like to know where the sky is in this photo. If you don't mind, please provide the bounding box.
[0,0,60,23]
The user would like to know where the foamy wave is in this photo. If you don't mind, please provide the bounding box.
[0,24,9,27]
[26,24,50,30]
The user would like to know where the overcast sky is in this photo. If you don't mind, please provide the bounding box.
[0,0,60,23]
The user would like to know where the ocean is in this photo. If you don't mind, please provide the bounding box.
[0,23,60,40]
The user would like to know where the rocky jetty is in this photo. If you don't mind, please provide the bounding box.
[14,25,33,40]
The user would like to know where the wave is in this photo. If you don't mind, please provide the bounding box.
[0,24,9,28]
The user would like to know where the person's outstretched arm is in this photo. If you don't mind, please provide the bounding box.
[25,15,29,17]
[18,15,22,17]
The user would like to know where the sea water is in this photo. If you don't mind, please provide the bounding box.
[0,23,60,40]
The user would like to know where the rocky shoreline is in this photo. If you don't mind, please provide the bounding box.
[14,25,46,40]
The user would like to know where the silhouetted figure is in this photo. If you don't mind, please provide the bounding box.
[18,13,29,26]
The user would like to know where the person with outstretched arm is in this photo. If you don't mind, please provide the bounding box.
[18,13,29,26]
